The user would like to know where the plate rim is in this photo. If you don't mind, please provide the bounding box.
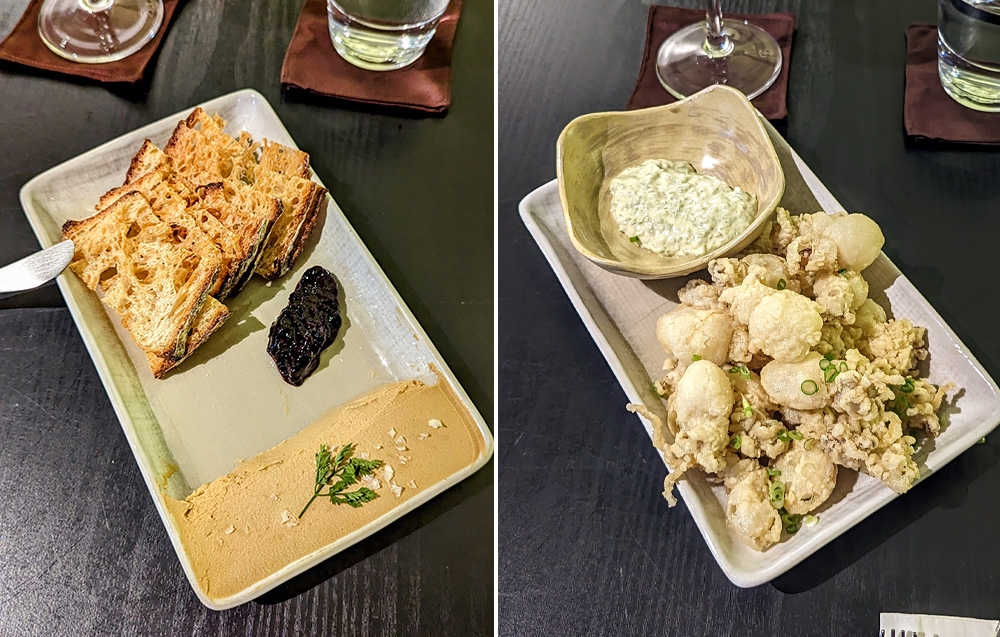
[18,88,495,609]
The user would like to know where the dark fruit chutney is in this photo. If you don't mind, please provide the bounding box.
[266,266,342,386]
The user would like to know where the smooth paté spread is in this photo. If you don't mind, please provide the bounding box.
[163,376,484,601]
[609,159,757,257]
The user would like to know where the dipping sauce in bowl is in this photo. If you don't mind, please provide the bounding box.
[609,159,757,258]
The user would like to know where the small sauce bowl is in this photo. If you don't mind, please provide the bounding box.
[556,85,785,279]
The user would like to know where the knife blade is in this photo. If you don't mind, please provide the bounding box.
[0,239,75,297]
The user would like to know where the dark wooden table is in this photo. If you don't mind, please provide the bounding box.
[0,1,493,634]
[499,1,1000,635]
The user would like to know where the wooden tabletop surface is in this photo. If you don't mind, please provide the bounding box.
[499,1,1000,635]
[0,0,494,634]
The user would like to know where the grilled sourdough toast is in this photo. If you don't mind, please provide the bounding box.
[62,108,324,377]
[168,109,325,280]
[62,192,228,376]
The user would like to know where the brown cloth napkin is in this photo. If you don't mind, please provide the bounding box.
[904,23,1000,145]
[281,0,462,114]
[0,0,182,84]
[626,6,795,120]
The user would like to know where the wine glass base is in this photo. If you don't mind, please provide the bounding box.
[655,19,782,101]
[38,0,164,64]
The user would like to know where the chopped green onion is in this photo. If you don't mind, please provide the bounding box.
[728,364,751,378]
[824,366,839,383]
[692,354,702,361]
[767,468,782,476]
[630,236,640,243]
[898,377,915,393]
[777,278,786,291]
[788,430,804,441]
[801,380,819,395]
[979,437,987,444]
[824,351,836,361]
[838,268,848,275]
[769,480,785,508]
[776,429,791,443]
[819,358,831,371]
[803,515,818,528]
[839,362,848,372]
[803,438,815,451]
[730,434,742,450]
[781,510,801,534]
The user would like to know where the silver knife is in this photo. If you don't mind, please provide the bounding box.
[0,240,75,298]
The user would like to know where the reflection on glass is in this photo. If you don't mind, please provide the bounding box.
[655,0,782,100]
[37,0,164,64]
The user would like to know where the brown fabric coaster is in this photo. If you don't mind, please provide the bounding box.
[905,23,1000,145]
[0,0,182,84]
[281,0,462,115]
[626,6,795,120]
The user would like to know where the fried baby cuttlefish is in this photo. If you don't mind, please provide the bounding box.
[630,209,954,551]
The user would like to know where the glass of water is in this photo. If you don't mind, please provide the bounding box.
[938,0,1000,111]
[328,0,450,71]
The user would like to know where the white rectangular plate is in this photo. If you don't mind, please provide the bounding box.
[518,118,1000,587]
[19,89,493,609]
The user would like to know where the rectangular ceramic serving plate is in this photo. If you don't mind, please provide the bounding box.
[19,89,493,609]
[519,118,1000,587]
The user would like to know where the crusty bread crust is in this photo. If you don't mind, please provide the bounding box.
[62,108,323,378]
[147,296,230,378]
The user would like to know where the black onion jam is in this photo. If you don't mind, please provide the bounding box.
[266,266,342,386]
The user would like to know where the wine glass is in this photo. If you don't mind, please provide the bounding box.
[655,0,782,100]
[37,0,164,64]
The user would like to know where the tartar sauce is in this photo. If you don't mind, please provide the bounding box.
[609,159,757,257]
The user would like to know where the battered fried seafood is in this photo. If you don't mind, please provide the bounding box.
[634,209,954,551]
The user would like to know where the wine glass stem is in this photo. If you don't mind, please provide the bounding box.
[704,0,733,58]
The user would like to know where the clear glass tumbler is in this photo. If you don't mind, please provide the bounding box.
[327,0,450,71]
[655,0,782,100]
[37,0,164,64]
[938,0,1000,112]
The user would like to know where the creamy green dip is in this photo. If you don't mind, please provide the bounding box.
[609,159,757,257]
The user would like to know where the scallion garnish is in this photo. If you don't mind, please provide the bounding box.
[803,515,818,528]
[824,366,839,383]
[803,438,815,451]
[630,236,640,243]
[819,358,831,371]
[838,268,848,275]
[769,480,785,508]
[776,429,791,443]
[824,351,835,361]
[898,377,915,393]
[767,468,782,476]
[777,278,786,291]
[839,361,848,373]
[800,380,819,395]
[788,430,804,441]
[730,434,742,450]
[692,354,702,361]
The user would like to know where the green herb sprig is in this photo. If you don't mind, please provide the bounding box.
[299,443,384,518]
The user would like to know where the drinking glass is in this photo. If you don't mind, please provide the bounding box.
[327,0,450,71]
[37,0,164,64]
[938,0,1000,112]
[655,0,782,100]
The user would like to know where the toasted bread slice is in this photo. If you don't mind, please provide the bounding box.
[124,140,170,185]
[252,167,319,279]
[166,112,257,185]
[259,139,311,179]
[146,295,230,378]
[198,179,282,296]
[62,192,222,364]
